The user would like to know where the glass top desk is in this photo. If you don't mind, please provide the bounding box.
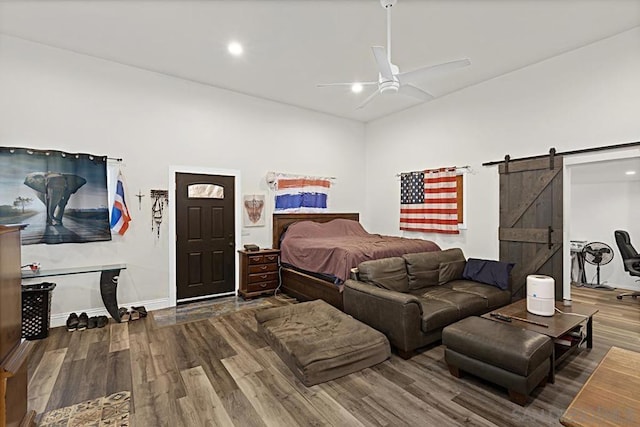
[22,264,127,322]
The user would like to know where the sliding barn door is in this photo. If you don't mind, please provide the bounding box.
[499,155,563,300]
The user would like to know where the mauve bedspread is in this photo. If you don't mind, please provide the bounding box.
[280,219,441,283]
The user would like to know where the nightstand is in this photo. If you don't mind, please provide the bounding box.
[238,249,280,299]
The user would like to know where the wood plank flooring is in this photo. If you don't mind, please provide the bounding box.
[28,288,640,426]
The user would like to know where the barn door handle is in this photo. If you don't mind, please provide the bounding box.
[548,226,553,249]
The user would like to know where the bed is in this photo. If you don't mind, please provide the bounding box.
[272,213,440,310]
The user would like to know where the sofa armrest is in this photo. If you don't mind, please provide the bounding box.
[344,279,421,307]
[343,279,423,353]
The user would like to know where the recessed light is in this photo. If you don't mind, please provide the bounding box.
[227,41,243,56]
[351,83,363,93]
[625,170,636,176]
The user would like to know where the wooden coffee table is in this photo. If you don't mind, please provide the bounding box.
[482,299,598,383]
[561,346,640,426]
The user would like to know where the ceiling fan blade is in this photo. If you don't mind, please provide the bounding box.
[356,88,381,110]
[398,58,471,84]
[399,84,435,102]
[317,82,378,88]
[371,46,394,80]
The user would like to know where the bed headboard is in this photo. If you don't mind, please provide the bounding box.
[272,213,360,249]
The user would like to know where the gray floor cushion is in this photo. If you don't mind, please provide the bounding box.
[255,299,391,386]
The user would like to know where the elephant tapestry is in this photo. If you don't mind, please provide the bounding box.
[0,147,112,245]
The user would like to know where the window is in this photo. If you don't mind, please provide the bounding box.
[188,184,224,199]
[456,171,467,229]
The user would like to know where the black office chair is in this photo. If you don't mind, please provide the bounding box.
[614,230,640,300]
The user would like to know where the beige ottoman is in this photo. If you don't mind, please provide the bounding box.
[256,300,391,386]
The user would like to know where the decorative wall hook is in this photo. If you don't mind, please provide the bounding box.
[135,190,145,211]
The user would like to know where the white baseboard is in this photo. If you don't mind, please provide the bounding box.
[49,298,171,328]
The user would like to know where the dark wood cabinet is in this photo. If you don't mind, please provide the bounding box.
[238,249,280,299]
[0,224,35,427]
[0,226,22,362]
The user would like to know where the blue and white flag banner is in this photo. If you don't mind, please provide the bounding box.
[274,173,332,213]
[110,171,131,235]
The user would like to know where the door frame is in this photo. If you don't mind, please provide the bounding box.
[168,165,242,306]
[562,147,640,302]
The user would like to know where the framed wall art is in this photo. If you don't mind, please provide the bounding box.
[243,193,265,227]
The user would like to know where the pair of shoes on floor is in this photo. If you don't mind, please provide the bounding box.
[118,306,148,322]
[67,312,89,331]
[131,306,148,318]
[66,312,108,331]
[88,315,109,329]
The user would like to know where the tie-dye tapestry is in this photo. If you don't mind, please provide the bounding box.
[0,147,112,245]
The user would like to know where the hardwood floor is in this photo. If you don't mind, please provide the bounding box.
[28,287,640,426]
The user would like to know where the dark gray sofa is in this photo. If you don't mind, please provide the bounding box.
[343,248,512,358]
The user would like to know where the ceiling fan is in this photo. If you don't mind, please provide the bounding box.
[318,0,471,109]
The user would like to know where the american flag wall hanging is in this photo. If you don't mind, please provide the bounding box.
[400,167,459,234]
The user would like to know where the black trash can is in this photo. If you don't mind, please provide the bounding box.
[22,282,56,340]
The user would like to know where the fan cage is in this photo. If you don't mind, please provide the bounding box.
[582,242,614,266]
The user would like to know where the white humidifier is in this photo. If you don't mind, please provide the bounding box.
[526,275,555,316]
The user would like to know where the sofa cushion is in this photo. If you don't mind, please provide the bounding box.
[462,258,514,290]
[413,286,489,332]
[445,280,512,309]
[403,252,439,289]
[416,298,460,332]
[439,259,467,285]
[404,248,465,290]
[358,257,409,293]
[418,287,488,317]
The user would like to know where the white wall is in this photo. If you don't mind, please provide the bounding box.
[3,25,639,324]
[0,35,365,324]
[364,28,640,263]
[570,175,640,290]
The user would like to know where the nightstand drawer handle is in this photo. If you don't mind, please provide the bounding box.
[266,256,277,262]
[260,283,267,288]
[259,275,268,279]
[259,265,268,270]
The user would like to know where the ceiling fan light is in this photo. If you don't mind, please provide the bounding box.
[625,170,636,176]
[351,83,364,93]
[227,41,243,56]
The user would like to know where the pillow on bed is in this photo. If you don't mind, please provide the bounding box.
[284,218,369,239]
[462,258,514,290]
[358,257,409,293]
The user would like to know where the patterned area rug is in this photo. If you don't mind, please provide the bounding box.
[39,391,130,427]
[151,295,279,328]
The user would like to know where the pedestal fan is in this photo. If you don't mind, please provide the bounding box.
[582,242,614,289]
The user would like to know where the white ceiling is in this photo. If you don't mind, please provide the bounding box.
[1,0,639,122]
